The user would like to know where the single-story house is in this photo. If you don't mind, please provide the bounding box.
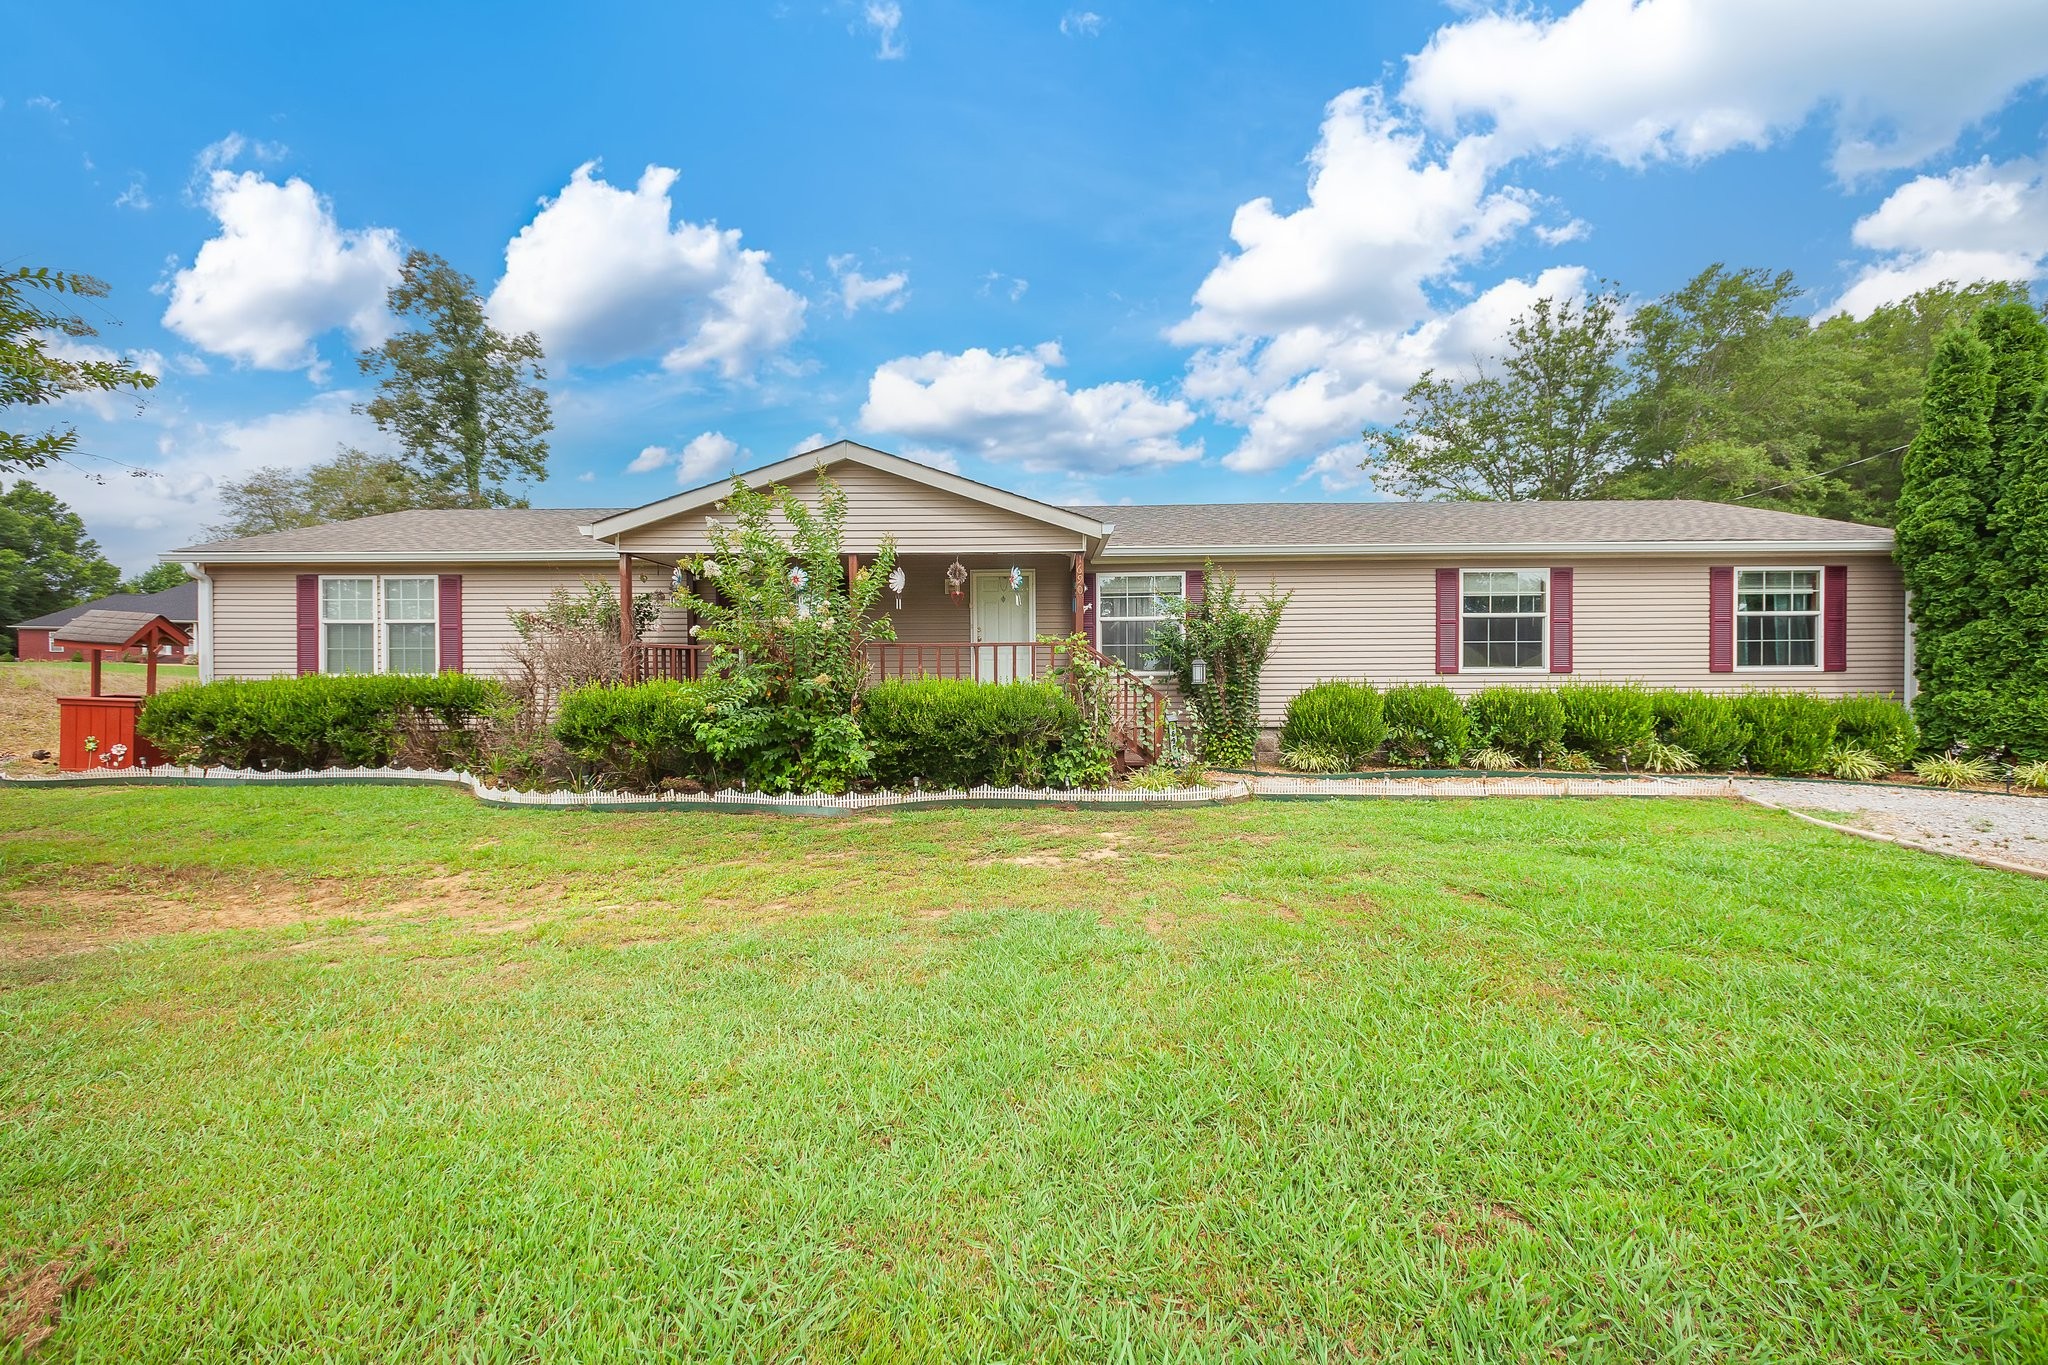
[10,580,199,663]
[165,441,1910,731]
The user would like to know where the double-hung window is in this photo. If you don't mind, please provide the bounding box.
[1097,572,1184,673]
[1735,568,1819,669]
[320,575,438,674]
[1461,569,1546,670]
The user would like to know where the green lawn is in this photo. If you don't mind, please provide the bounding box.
[1,787,2044,1361]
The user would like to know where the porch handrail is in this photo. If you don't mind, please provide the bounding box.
[1055,639,1172,763]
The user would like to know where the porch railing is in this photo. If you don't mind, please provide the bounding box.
[622,638,1173,766]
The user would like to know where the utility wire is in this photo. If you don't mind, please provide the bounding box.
[1731,442,1911,504]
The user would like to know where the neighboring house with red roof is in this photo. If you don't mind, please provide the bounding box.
[163,441,1909,729]
[9,580,199,663]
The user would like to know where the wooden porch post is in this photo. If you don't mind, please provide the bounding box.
[845,553,858,591]
[617,553,634,648]
[145,648,158,697]
[88,648,103,698]
[1072,552,1086,636]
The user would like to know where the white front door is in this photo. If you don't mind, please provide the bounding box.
[970,569,1036,681]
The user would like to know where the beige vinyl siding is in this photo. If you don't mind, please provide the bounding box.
[1105,553,1906,724]
[882,553,1078,644]
[614,462,1089,557]
[203,563,616,680]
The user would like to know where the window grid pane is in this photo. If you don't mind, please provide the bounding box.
[387,621,437,674]
[321,578,374,622]
[1735,569,1820,667]
[1461,570,1545,670]
[325,622,374,674]
[1097,573,1181,671]
[383,577,436,622]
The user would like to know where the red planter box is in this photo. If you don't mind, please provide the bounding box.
[57,695,164,771]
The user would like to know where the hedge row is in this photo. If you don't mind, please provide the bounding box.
[1278,681,1920,777]
[143,673,1108,791]
[137,673,503,771]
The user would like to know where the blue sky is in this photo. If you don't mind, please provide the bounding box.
[6,0,2048,570]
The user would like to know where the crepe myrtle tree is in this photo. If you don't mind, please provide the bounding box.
[1147,561,1290,767]
[669,473,897,792]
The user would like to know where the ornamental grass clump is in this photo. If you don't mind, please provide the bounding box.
[1464,686,1563,765]
[1824,745,1891,782]
[1913,753,1997,790]
[1379,683,1467,768]
[1278,681,1383,771]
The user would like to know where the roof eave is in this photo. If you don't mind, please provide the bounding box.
[1094,538,1896,559]
[165,549,620,565]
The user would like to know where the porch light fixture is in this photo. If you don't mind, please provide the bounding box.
[1191,658,1209,686]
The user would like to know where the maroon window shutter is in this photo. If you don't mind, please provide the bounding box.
[438,574,464,673]
[1823,565,1847,672]
[1434,567,1460,674]
[1184,568,1206,606]
[296,574,319,675]
[1083,572,1098,648]
[1708,566,1735,673]
[1549,567,1573,674]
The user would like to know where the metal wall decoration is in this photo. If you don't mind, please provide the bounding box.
[945,559,968,603]
[888,566,906,609]
[1008,565,1025,606]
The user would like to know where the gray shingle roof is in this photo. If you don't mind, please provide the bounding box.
[11,581,199,631]
[170,508,626,560]
[1068,499,1892,551]
[53,609,185,648]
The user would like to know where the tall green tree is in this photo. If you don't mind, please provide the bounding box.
[2,266,158,472]
[1893,328,1996,747]
[0,481,120,649]
[208,447,464,539]
[117,563,192,595]
[356,251,551,507]
[1362,290,1630,500]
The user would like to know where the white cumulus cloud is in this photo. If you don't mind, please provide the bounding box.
[1060,10,1104,37]
[161,167,402,371]
[1400,0,2048,179]
[828,255,909,314]
[627,431,750,485]
[865,1,905,59]
[488,162,806,379]
[861,341,1200,475]
[1830,155,2048,315]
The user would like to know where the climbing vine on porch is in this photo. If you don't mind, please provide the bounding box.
[1148,562,1290,767]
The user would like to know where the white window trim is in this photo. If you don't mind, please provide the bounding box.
[1732,565,1824,672]
[1096,570,1186,676]
[318,573,439,675]
[1458,566,1550,674]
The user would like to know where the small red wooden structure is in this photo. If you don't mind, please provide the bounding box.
[52,610,192,772]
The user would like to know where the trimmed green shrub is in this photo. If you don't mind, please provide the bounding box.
[1556,683,1657,765]
[860,679,1105,789]
[554,680,711,790]
[1380,683,1467,768]
[1464,686,1564,763]
[138,672,503,771]
[1278,681,1385,769]
[1651,690,1750,771]
[1830,694,1920,771]
[1735,692,1836,775]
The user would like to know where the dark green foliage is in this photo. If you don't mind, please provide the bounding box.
[1278,682,1385,769]
[860,679,1103,789]
[1650,691,1750,770]
[138,673,503,771]
[1895,328,1997,748]
[553,680,711,790]
[117,563,192,595]
[1734,693,1837,775]
[0,481,121,652]
[1463,686,1564,763]
[1149,562,1290,765]
[1976,302,2048,475]
[1380,683,1468,768]
[3,265,160,473]
[1830,694,1921,771]
[1555,684,1657,764]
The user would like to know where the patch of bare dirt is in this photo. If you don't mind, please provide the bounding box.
[1,1246,103,1357]
[1428,1202,1537,1251]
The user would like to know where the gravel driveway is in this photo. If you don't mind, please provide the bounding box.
[1735,779,2048,877]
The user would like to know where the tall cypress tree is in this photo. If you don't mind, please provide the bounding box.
[1977,302,2048,475]
[1894,328,1995,748]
